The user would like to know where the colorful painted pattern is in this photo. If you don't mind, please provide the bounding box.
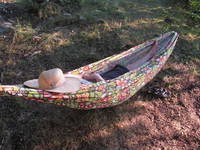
[0,31,179,110]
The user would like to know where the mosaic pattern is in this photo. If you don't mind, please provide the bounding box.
[0,31,179,110]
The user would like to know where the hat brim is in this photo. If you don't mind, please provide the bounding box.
[24,76,81,93]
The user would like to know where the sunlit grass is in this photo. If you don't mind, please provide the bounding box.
[38,32,71,51]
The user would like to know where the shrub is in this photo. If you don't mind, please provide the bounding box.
[190,0,200,12]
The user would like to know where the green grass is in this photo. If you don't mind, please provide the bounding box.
[0,0,199,86]
[1,0,199,86]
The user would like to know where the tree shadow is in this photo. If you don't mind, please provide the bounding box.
[0,96,147,149]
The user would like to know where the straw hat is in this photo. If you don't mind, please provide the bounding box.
[24,68,81,93]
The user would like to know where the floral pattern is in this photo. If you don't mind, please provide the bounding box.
[0,31,179,110]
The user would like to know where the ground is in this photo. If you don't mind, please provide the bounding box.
[0,0,199,150]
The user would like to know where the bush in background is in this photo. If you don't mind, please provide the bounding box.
[172,0,200,11]
[15,0,80,19]
[190,0,200,12]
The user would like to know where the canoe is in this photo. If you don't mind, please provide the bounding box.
[0,31,178,109]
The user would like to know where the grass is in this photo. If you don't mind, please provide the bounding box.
[0,0,200,149]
